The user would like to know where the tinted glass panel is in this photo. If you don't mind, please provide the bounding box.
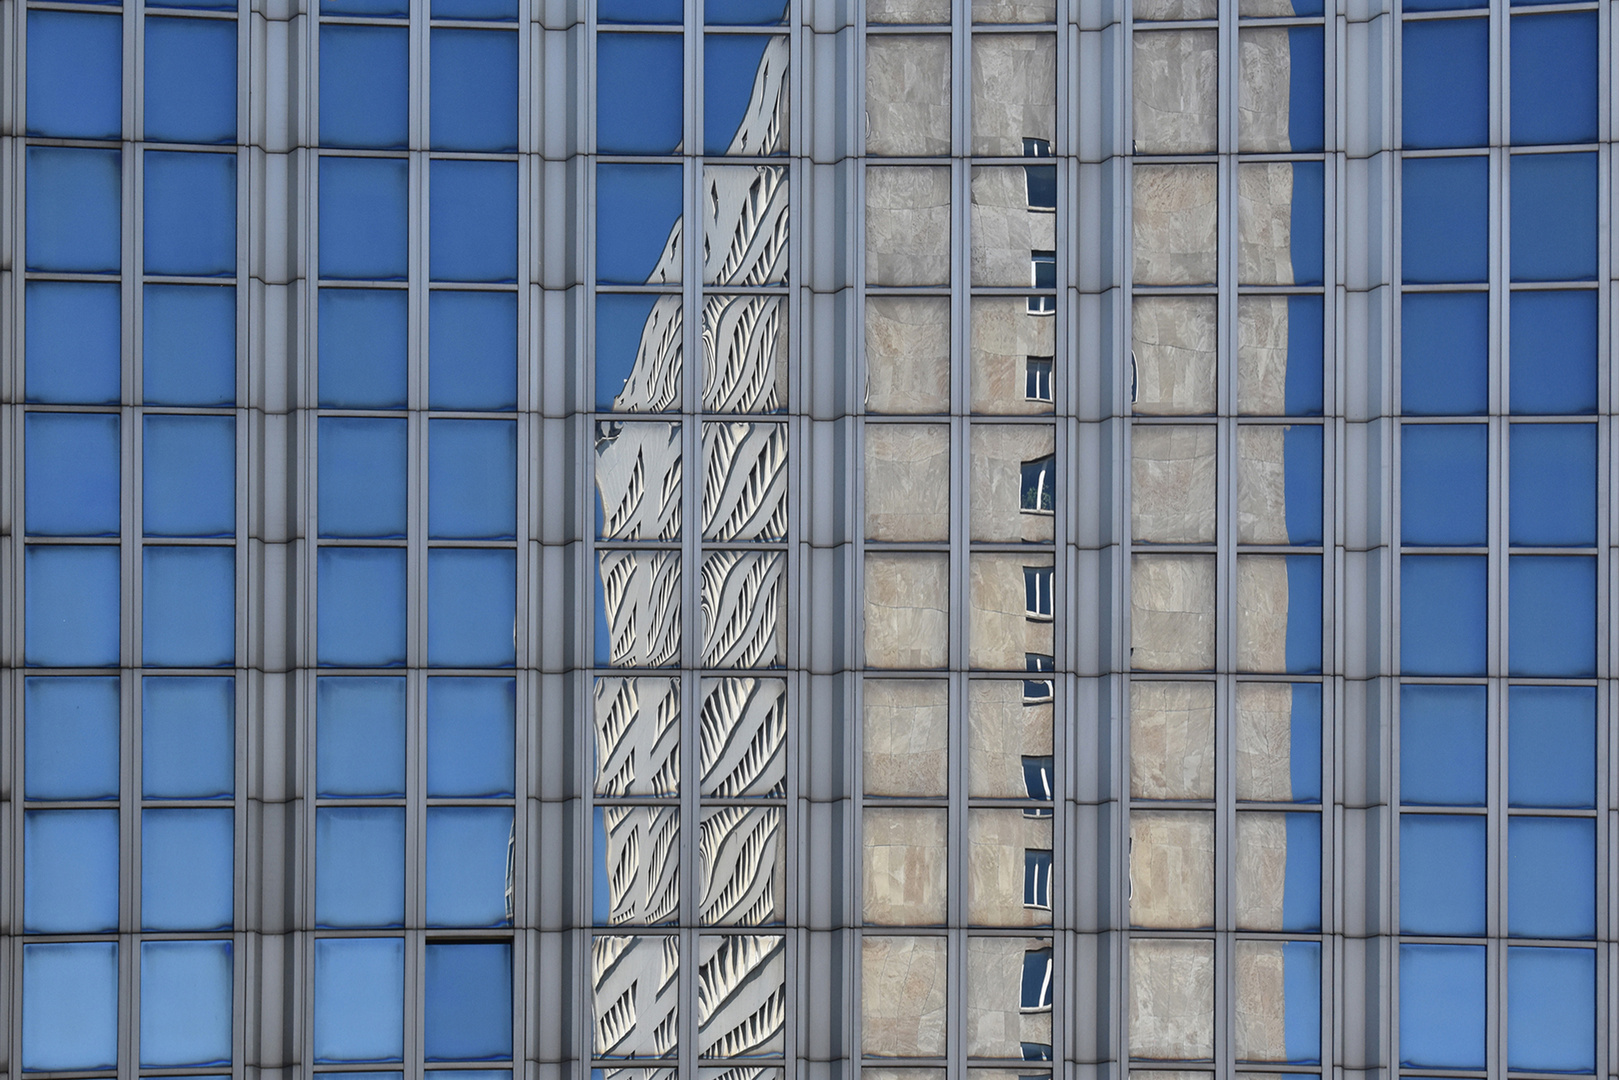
[1399,944,1485,1068]
[25,809,120,932]
[318,417,408,539]
[1285,27,1325,153]
[595,293,678,411]
[145,16,237,144]
[316,807,406,927]
[144,415,236,537]
[1509,555,1596,677]
[429,160,519,282]
[26,147,121,273]
[433,0,518,18]
[427,677,517,796]
[143,676,235,799]
[1400,555,1486,676]
[598,0,682,20]
[1402,292,1488,415]
[143,546,236,667]
[144,150,236,276]
[320,288,409,408]
[1399,814,1486,935]
[426,807,514,927]
[423,943,513,1061]
[1508,817,1595,939]
[1401,19,1488,149]
[25,281,122,405]
[427,549,518,668]
[26,545,121,667]
[323,0,408,15]
[1509,685,1596,809]
[317,548,407,667]
[428,291,519,410]
[312,938,405,1063]
[706,34,779,154]
[1508,947,1596,1073]
[596,163,683,285]
[1401,423,1487,546]
[1509,423,1596,546]
[429,419,518,539]
[320,26,409,149]
[1511,13,1598,146]
[21,943,119,1071]
[708,0,788,21]
[319,156,409,280]
[1511,290,1598,414]
[25,412,120,536]
[144,284,237,406]
[142,808,234,930]
[598,33,683,154]
[430,29,519,152]
[25,676,120,801]
[139,941,233,1067]
[1511,152,1597,283]
[1402,157,1488,284]
[1400,684,1486,806]
[26,11,121,139]
[317,676,408,797]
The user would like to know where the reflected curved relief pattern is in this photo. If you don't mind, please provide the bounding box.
[697,934,787,1057]
[597,421,682,541]
[702,294,786,413]
[703,422,787,541]
[700,677,787,797]
[600,550,681,668]
[594,677,681,797]
[699,805,785,925]
[593,934,680,1058]
[601,805,680,925]
[700,551,785,668]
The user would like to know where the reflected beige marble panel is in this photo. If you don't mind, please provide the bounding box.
[1234,811,1289,930]
[971,34,1057,156]
[1130,809,1214,928]
[1132,30,1218,155]
[865,552,950,669]
[1133,164,1218,286]
[866,424,951,542]
[1234,941,1289,1061]
[1238,162,1296,286]
[970,424,1057,543]
[1131,554,1216,672]
[864,678,949,797]
[1239,0,1303,19]
[1132,296,1216,416]
[864,807,949,924]
[971,0,1056,21]
[1236,681,1296,801]
[868,0,950,20]
[973,297,1057,415]
[1130,680,1216,800]
[862,936,949,1056]
[1235,554,1289,673]
[969,552,1055,671]
[1237,425,1289,544]
[867,297,951,414]
[1236,295,1291,416]
[968,809,1053,926]
[867,35,952,156]
[971,166,1058,288]
[969,679,1054,798]
[967,938,1052,1057]
[1129,938,1214,1060]
[868,166,952,287]
[1132,424,1217,544]
[1238,28,1294,153]
[865,1071,946,1080]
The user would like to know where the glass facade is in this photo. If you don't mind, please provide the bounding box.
[1,0,1614,1078]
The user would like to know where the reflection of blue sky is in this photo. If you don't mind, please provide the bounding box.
[1287,160,1324,286]
[1401,555,1487,676]
[1508,685,1596,808]
[598,0,681,22]
[1285,26,1325,150]
[1288,683,1322,802]
[1510,290,1598,415]
[1402,292,1488,415]
[1400,19,1487,149]
[1281,813,1320,932]
[598,34,682,154]
[706,0,788,23]
[1282,295,1323,415]
[1281,941,1321,1063]
[1510,423,1596,545]
[1402,156,1489,284]
[1511,151,1597,283]
[595,293,663,409]
[1507,947,1595,1073]
[596,163,682,285]
[1511,12,1597,146]
[1402,814,1487,934]
[1283,555,1321,674]
[1509,554,1596,678]
[1282,425,1322,544]
[1400,943,1486,1068]
[704,34,772,153]
[1400,684,1486,806]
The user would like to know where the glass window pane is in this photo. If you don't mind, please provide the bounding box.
[143,546,236,667]
[1510,423,1596,546]
[27,146,121,273]
[26,676,120,800]
[708,0,788,21]
[428,291,518,410]
[144,150,237,276]
[25,412,120,536]
[319,288,409,408]
[1401,292,1488,415]
[317,548,407,667]
[25,808,120,932]
[320,26,409,149]
[598,0,681,21]
[427,676,516,796]
[1400,555,1486,676]
[144,415,236,537]
[1511,13,1598,146]
[1509,555,1596,677]
[1508,816,1595,938]
[1511,152,1597,283]
[1509,685,1596,809]
[430,29,518,151]
[140,940,233,1067]
[1399,684,1486,806]
[142,808,234,931]
[1401,19,1487,149]
[1401,156,1488,284]
[318,417,408,538]
[313,938,405,1063]
[1508,947,1596,1073]
[144,283,237,406]
[25,280,122,404]
[1284,425,1323,543]
[27,10,122,138]
[596,293,681,411]
[22,942,119,1071]
[316,807,406,927]
[597,33,683,154]
[319,156,409,280]
[323,0,408,15]
[1399,814,1486,935]
[596,163,683,285]
[143,676,235,798]
[1399,944,1485,1068]
[1400,423,1487,545]
[1510,290,1598,414]
[427,549,517,668]
[705,34,785,154]
[429,161,518,282]
[145,16,237,143]
[426,806,514,927]
[424,943,513,1061]
[429,419,517,539]
[433,0,518,18]
[26,545,121,667]
[317,676,407,797]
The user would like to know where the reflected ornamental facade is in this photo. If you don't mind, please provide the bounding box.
[2,1,1617,1080]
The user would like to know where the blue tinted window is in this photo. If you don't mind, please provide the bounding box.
[595,293,677,410]
[1399,944,1486,1068]
[1286,683,1323,802]
[1279,555,1322,674]
[27,147,121,273]
[1402,292,1488,415]
[1511,152,1597,283]
[427,677,517,797]
[1280,425,1323,544]
[1402,157,1488,284]
[320,289,409,408]
[317,548,407,667]
[1508,947,1595,1073]
[1511,290,1598,415]
[313,938,405,1063]
[144,415,235,537]
[430,29,518,152]
[424,943,513,1061]
[22,943,119,1071]
[1400,555,1486,676]
[427,549,517,668]
[27,11,121,139]
[25,412,120,537]
[1400,685,1486,806]
[317,677,407,797]
[145,151,236,276]
[320,26,408,149]
[1400,814,1486,935]
[1276,940,1321,1064]
[1508,816,1595,939]
[26,677,120,801]
[1401,423,1487,546]
[320,156,409,280]
[1284,27,1325,153]
[1510,423,1596,546]
[144,284,237,406]
[426,807,514,927]
[433,0,518,18]
[596,163,683,285]
[598,33,683,154]
[706,35,778,154]
[1401,19,1488,149]
[1286,160,1324,286]
[143,676,235,799]
[1279,813,1321,932]
[429,291,519,410]
[142,808,234,931]
[25,809,120,932]
[598,0,681,21]
[429,419,517,539]
[323,0,408,15]
[319,417,408,538]
[140,941,232,1068]
[430,162,518,283]
[143,546,236,667]
[145,17,236,144]
[316,807,406,927]
[708,0,788,21]
[26,545,121,667]
[1509,685,1596,809]
[1279,294,1324,415]
[1511,13,1598,146]
[25,281,121,405]
[1509,555,1596,677]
